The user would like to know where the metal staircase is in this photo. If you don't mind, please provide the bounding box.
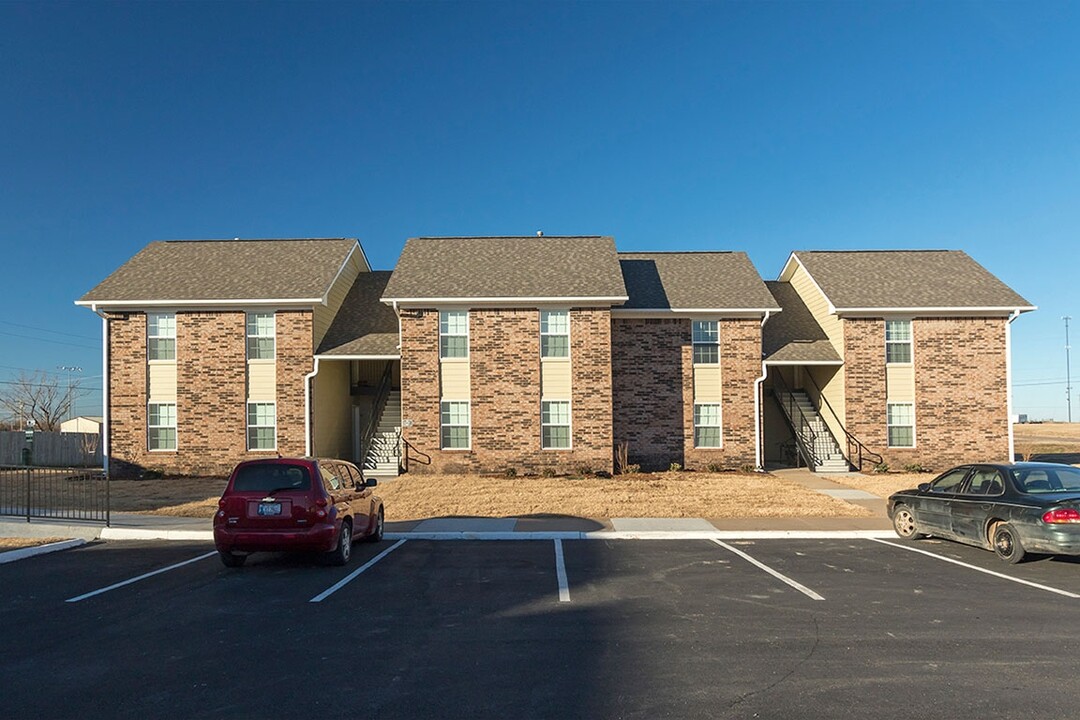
[772,373,850,473]
[362,390,401,478]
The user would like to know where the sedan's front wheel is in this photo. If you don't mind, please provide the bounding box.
[992,523,1026,564]
[892,505,923,540]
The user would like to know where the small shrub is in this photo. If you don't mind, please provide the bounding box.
[740,464,757,474]
[575,464,593,477]
[624,463,641,474]
[504,467,517,478]
[874,462,890,474]
[615,441,630,475]
[706,463,723,473]
[669,462,683,472]
[901,463,927,473]
[541,467,556,478]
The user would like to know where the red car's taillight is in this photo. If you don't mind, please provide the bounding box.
[1042,508,1080,524]
[314,497,328,519]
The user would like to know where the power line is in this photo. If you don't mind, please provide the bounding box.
[0,330,98,350]
[0,319,99,341]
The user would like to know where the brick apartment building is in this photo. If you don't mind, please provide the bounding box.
[78,237,1033,478]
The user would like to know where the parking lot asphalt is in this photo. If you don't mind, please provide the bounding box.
[3,537,1080,719]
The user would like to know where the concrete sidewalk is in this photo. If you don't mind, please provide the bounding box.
[0,468,894,542]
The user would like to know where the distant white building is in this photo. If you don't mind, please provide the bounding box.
[60,416,103,434]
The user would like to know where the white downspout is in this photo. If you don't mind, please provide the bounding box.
[754,311,773,471]
[1006,308,1021,464]
[304,357,321,457]
[93,306,110,477]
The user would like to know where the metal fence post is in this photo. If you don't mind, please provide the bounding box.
[106,474,110,527]
[25,467,30,523]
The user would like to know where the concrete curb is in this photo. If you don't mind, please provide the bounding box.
[0,538,87,564]
[100,528,213,541]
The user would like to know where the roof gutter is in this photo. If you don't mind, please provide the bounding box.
[754,310,773,471]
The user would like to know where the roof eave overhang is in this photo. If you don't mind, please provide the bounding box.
[611,308,780,319]
[764,359,844,366]
[835,305,1037,318]
[382,295,630,308]
[75,298,323,312]
[314,353,401,361]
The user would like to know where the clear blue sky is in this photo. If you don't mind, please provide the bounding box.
[2,1,1078,422]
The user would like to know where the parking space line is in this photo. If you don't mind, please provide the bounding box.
[712,539,825,601]
[553,539,570,602]
[65,551,217,603]
[871,538,1080,599]
[309,539,407,603]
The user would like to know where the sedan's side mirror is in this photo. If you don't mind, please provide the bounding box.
[917,483,931,493]
[366,477,379,488]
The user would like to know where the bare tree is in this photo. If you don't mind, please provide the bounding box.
[0,371,81,431]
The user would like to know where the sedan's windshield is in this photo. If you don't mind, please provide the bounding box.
[1013,466,1080,494]
[233,464,311,492]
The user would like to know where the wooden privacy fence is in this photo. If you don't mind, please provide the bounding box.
[0,431,103,467]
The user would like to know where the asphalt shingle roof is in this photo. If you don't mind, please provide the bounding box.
[618,252,780,311]
[381,237,627,302]
[79,239,359,304]
[317,272,400,357]
[762,281,842,363]
[792,250,1033,310]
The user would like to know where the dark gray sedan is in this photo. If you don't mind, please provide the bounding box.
[887,462,1080,564]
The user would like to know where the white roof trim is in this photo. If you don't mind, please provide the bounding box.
[383,295,629,306]
[779,253,837,314]
[836,305,1037,316]
[76,298,322,310]
[314,354,401,361]
[611,308,779,318]
[321,243,362,305]
[764,359,844,366]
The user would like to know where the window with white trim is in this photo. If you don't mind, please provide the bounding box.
[692,320,719,365]
[885,320,912,364]
[440,311,469,359]
[694,403,722,448]
[540,310,569,358]
[541,400,571,449]
[887,403,914,447]
[148,402,177,450]
[246,312,275,360]
[440,401,470,449]
[247,402,277,450]
[147,313,176,361]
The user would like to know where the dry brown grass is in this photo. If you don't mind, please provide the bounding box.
[109,476,226,517]
[822,472,931,499]
[1014,422,1080,442]
[0,537,68,550]
[376,471,870,520]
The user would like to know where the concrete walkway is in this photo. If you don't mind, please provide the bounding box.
[0,467,894,542]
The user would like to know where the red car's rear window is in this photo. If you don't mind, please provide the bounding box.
[232,463,312,493]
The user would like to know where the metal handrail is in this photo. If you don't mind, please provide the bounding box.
[360,362,395,469]
[800,371,883,471]
[771,372,821,469]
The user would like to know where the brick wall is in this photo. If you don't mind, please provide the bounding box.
[612,318,761,471]
[107,310,313,477]
[399,308,614,474]
[107,313,147,477]
[844,317,1010,470]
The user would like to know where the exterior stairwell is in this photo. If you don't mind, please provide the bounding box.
[776,389,851,473]
[363,391,401,478]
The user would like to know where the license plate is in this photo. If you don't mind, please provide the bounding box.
[257,502,282,516]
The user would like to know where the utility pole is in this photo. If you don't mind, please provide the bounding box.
[57,365,82,422]
[1066,316,1073,423]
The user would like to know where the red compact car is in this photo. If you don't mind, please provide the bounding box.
[213,457,384,568]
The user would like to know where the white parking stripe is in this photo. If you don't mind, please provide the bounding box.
[554,539,570,602]
[712,539,825,601]
[871,538,1080,599]
[309,539,407,603]
[65,551,217,603]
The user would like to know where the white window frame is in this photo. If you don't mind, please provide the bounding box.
[246,312,276,361]
[440,400,471,450]
[247,402,277,451]
[693,403,723,448]
[541,400,572,450]
[887,402,916,448]
[440,310,469,360]
[147,402,177,451]
[147,313,176,361]
[540,310,570,359]
[692,320,719,365]
[885,319,913,365]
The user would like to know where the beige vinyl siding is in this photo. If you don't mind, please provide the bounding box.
[440,360,471,401]
[789,262,844,355]
[808,365,846,450]
[312,360,352,459]
[541,359,571,399]
[693,365,722,403]
[247,361,277,402]
[147,362,177,402]
[886,364,915,403]
[313,251,366,348]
